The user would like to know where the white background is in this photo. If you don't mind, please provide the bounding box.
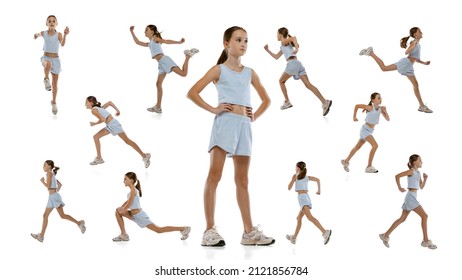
[1,0,460,279]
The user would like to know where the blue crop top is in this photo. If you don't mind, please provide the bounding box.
[281,44,296,60]
[408,42,421,60]
[407,169,421,190]
[128,189,142,210]
[49,173,58,189]
[216,64,252,107]
[149,39,163,57]
[42,30,59,53]
[295,176,309,191]
[95,107,111,119]
[364,104,382,125]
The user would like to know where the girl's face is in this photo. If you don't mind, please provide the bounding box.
[43,162,51,172]
[413,29,423,39]
[372,94,382,106]
[123,176,133,187]
[46,17,57,29]
[224,30,248,57]
[144,27,154,38]
[295,165,300,173]
[277,32,283,41]
[412,157,423,168]
[84,99,92,109]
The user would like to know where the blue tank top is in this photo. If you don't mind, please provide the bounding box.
[43,30,60,53]
[95,107,111,119]
[407,169,421,190]
[149,39,163,57]
[216,64,252,107]
[364,104,382,124]
[49,173,58,189]
[295,176,309,191]
[128,189,142,210]
[408,42,421,59]
[281,44,296,60]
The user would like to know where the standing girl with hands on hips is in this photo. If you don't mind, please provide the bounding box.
[263,27,332,116]
[31,160,86,243]
[112,172,190,242]
[341,92,390,173]
[34,15,69,115]
[187,26,274,247]
[85,96,151,168]
[130,25,199,113]
[379,154,437,249]
[286,161,332,245]
[359,27,433,113]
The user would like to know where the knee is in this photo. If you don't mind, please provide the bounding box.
[206,172,222,186]
[235,176,249,189]
[155,81,163,88]
[279,79,286,85]
[398,216,407,223]
[421,212,428,220]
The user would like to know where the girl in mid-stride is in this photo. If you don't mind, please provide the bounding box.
[85,96,151,168]
[359,27,433,113]
[379,154,437,249]
[263,27,332,116]
[130,25,199,113]
[33,15,69,115]
[286,161,332,245]
[112,172,191,242]
[341,92,390,173]
[31,160,86,243]
[187,26,274,247]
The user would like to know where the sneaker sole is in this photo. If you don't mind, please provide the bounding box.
[323,100,332,116]
[241,239,276,246]
[324,230,332,245]
[201,240,226,247]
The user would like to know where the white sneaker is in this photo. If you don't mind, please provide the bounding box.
[280,101,293,110]
[365,166,379,173]
[418,105,433,113]
[241,225,275,246]
[286,234,296,244]
[421,240,437,250]
[31,233,44,243]
[51,102,58,115]
[147,106,162,113]
[184,48,199,57]
[180,226,191,240]
[322,229,332,245]
[44,78,52,91]
[379,233,390,248]
[359,46,373,56]
[341,159,350,172]
[90,157,105,165]
[201,227,225,247]
[78,220,86,234]
[322,100,332,116]
[112,233,129,242]
[143,153,151,168]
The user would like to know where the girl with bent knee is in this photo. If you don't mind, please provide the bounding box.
[33,15,69,115]
[187,26,274,247]
[286,161,332,245]
[341,92,390,173]
[263,27,332,116]
[379,154,437,249]
[359,27,433,113]
[130,25,199,113]
[112,172,190,242]
[31,160,86,243]
[85,96,151,168]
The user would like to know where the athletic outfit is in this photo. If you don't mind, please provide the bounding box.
[394,42,420,76]
[359,104,382,140]
[402,169,421,211]
[95,107,124,136]
[294,176,312,209]
[41,30,61,74]
[208,64,253,157]
[45,173,65,208]
[149,39,178,75]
